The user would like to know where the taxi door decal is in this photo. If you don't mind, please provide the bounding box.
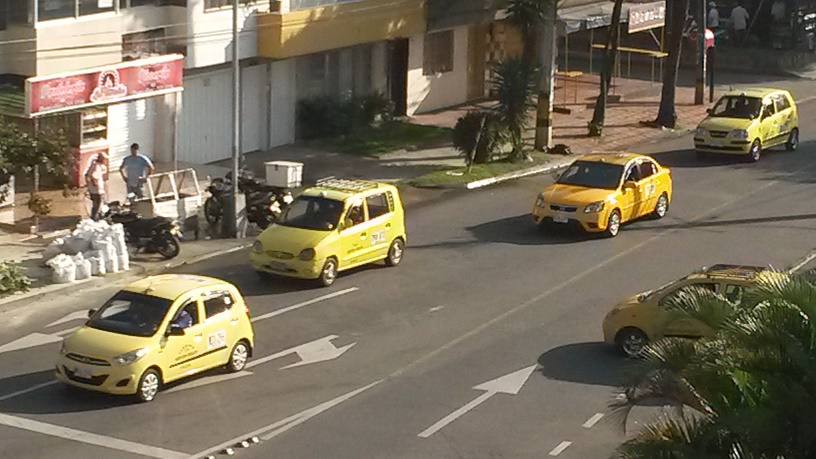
[207,330,227,350]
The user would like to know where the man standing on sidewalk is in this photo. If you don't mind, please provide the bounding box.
[85,152,109,221]
[119,143,154,199]
[730,2,750,45]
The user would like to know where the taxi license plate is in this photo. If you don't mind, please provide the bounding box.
[553,214,569,224]
[74,367,92,379]
[267,261,287,272]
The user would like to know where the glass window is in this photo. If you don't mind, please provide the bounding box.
[775,94,791,112]
[638,160,656,179]
[87,291,173,337]
[204,0,256,10]
[366,193,389,219]
[557,160,624,190]
[39,0,76,20]
[204,292,234,319]
[171,301,199,329]
[659,283,717,306]
[724,284,744,304]
[280,195,344,231]
[710,95,762,119]
[79,0,115,17]
[423,30,454,75]
[0,0,30,29]
[344,200,365,227]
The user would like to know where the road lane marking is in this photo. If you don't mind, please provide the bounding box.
[250,287,359,323]
[246,335,355,370]
[55,327,79,336]
[582,412,604,428]
[190,380,381,458]
[46,311,90,328]
[0,333,63,355]
[548,441,572,456]
[163,371,253,394]
[0,380,59,403]
[0,413,188,459]
[789,249,816,273]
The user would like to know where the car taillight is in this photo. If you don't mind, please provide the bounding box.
[245,304,251,318]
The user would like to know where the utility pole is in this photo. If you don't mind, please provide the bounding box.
[535,0,557,151]
[694,0,706,105]
[229,0,241,237]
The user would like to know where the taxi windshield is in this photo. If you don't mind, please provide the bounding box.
[710,95,762,119]
[280,195,344,231]
[87,291,172,337]
[557,161,624,190]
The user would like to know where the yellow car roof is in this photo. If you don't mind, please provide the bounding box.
[575,152,645,166]
[301,178,394,202]
[122,274,229,300]
[687,264,768,281]
[722,87,788,99]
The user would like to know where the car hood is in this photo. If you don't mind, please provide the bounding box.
[542,183,614,206]
[64,326,153,359]
[257,224,329,252]
[698,116,757,131]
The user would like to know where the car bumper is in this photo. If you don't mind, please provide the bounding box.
[250,251,323,279]
[532,205,607,233]
[694,139,751,154]
[55,358,144,395]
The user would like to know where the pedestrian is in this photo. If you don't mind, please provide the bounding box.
[708,2,720,29]
[119,143,154,199]
[730,1,750,45]
[85,152,109,221]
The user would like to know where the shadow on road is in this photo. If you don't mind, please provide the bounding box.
[536,342,638,388]
[464,214,602,246]
[0,370,131,414]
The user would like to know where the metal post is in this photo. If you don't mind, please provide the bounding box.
[534,1,557,151]
[695,0,706,105]
[229,0,240,238]
[708,46,715,103]
[589,29,594,75]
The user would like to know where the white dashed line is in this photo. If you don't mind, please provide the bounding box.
[549,441,572,456]
[250,287,359,323]
[582,412,604,428]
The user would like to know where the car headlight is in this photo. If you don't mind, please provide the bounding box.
[299,248,316,261]
[584,201,605,213]
[728,129,749,139]
[694,127,706,138]
[59,340,68,355]
[252,240,263,253]
[113,348,149,366]
[535,193,545,207]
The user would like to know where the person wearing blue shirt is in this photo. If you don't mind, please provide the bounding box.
[119,143,154,199]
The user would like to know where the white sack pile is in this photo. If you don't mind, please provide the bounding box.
[42,219,129,283]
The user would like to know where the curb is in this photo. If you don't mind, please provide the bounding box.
[466,158,574,190]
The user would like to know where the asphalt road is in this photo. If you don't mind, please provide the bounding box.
[2,86,816,459]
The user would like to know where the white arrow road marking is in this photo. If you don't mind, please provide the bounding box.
[0,413,188,459]
[0,381,59,403]
[250,287,359,323]
[418,365,537,438]
[246,335,355,370]
[46,311,90,328]
[0,333,63,355]
[190,380,381,458]
[549,441,572,456]
[163,371,253,394]
[54,327,79,337]
[583,412,604,428]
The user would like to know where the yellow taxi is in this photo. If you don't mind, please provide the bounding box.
[250,178,407,287]
[603,264,773,356]
[56,274,254,402]
[532,153,672,237]
[694,87,799,162]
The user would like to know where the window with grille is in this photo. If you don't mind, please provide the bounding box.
[423,30,454,75]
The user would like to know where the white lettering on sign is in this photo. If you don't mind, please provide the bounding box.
[628,1,666,33]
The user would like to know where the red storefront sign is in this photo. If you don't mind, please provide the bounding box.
[25,54,183,117]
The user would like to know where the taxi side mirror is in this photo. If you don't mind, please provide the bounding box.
[87,309,96,319]
[551,170,562,180]
[623,180,637,190]
[166,324,186,336]
[706,108,713,115]
[343,218,354,230]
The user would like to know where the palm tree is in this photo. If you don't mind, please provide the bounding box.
[610,270,816,458]
[653,0,690,128]
[588,0,624,136]
[492,57,537,162]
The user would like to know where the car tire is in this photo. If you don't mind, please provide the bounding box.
[616,328,649,357]
[385,238,404,267]
[785,128,799,151]
[227,340,250,372]
[747,139,762,162]
[604,210,621,238]
[136,368,161,403]
[318,258,338,287]
[652,193,669,219]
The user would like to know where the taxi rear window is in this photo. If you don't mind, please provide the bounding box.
[87,291,172,337]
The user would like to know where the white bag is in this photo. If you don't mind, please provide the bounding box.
[41,238,65,264]
[105,251,120,273]
[118,253,130,271]
[72,254,92,280]
[47,254,76,284]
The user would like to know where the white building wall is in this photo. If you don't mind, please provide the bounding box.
[269,59,297,148]
[406,25,469,115]
[185,3,261,69]
[240,64,268,154]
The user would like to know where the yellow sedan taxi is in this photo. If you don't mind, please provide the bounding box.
[694,87,799,162]
[603,264,772,356]
[532,153,672,237]
[251,178,407,287]
[56,274,254,402]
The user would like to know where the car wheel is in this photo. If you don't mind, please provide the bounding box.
[652,193,669,219]
[786,128,799,151]
[136,368,161,403]
[604,210,621,238]
[318,258,338,287]
[385,238,404,267]
[616,328,649,357]
[748,139,762,162]
[227,340,250,372]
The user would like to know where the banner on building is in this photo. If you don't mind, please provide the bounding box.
[627,1,666,33]
[26,54,183,117]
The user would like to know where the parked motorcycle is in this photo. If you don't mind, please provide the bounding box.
[103,199,182,259]
[204,170,294,230]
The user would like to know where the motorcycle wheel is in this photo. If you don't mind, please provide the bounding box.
[204,198,222,225]
[157,234,181,259]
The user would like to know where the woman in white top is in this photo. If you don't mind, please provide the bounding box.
[85,152,109,221]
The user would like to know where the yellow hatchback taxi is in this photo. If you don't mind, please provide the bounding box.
[532,153,672,237]
[694,87,799,162]
[603,264,772,357]
[56,274,254,402]
[251,178,407,287]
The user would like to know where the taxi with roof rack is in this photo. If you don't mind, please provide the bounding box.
[250,178,407,286]
[532,152,672,237]
[602,264,777,356]
[56,274,255,402]
[694,87,798,162]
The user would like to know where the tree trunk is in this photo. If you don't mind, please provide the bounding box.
[655,0,690,128]
[588,0,624,136]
